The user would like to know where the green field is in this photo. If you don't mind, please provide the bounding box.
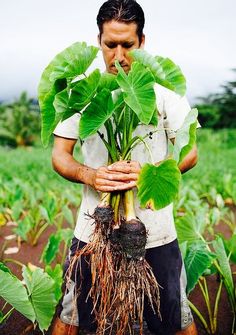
[182,128,236,198]
[1,129,235,199]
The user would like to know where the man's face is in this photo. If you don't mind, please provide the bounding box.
[99,20,145,74]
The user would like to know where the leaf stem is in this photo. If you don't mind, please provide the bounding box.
[1,307,14,324]
[97,131,117,162]
[100,193,111,207]
[4,258,24,268]
[188,300,211,334]
[213,279,223,332]
[198,278,214,333]
[105,119,119,161]
[113,193,121,223]
[32,222,49,246]
[123,190,136,221]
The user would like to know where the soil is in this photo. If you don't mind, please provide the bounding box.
[0,209,235,335]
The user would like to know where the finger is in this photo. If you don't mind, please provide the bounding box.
[108,161,140,173]
[95,178,131,187]
[106,172,139,181]
[97,181,137,192]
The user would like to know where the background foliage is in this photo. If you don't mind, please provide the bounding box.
[196,69,236,129]
[0,92,40,147]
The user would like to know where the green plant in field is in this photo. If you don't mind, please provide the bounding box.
[0,262,61,332]
[13,207,47,246]
[0,92,40,147]
[213,236,236,334]
[176,210,236,334]
[41,228,74,266]
[39,191,76,229]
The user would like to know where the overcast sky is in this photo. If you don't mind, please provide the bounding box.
[1,0,235,103]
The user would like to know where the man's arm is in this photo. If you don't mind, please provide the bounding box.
[177,144,198,174]
[52,136,139,192]
[170,137,198,173]
[52,135,96,186]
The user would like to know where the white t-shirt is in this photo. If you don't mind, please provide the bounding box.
[53,83,191,248]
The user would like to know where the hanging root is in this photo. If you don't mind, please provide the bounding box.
[65,205,116,333]
[108,219,161,335]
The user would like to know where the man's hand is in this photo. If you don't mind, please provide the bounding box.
[92,160,141,192]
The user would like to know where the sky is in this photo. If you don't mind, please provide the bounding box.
[1,0,236,103]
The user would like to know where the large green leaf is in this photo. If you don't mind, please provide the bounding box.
[38,42,99,146]
[0,267,35,322]
[116,61,156,124]
[79,89,114,139]
[175,209,207,245]
[173,109,198,164]
[41,233,62,265]
[62,205,75,226]
[224,234,236,264]
[131,49,186,96]
[184,241,216,294]
[38,42,99,101]
[14,216,32,241]
[0,262,12,274]
[53,87,70,124]
[23,266,57,331]
[212,237,235,301]
[40,78,67,147]
[45,264,63,301]
[41,228,73,265]
[69,69,101,113]
[137,159,181,210]
[97,72,119,92]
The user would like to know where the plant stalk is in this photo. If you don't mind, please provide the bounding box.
[4,258,24,268]
[213,279,223,332]
[198,278,214,333]
[1,307,14,324]
[32,222,49,246]
[188,300,211,334]
[123,189,136,221]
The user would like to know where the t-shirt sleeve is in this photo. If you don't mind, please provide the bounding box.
[162,88,192,139]
[53,113,80,139]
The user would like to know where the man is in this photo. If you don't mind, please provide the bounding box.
[51,0,198,334]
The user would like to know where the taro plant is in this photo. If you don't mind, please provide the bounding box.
[14,207,49,246]
[38,42,198,333]
[0,262,60,332]
[41,228,74,266]
[176,209,236,334]
[213,236,236,334]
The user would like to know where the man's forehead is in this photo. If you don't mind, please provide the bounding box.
[101,20,138,39]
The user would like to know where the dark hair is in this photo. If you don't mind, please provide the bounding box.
[97,0,145,43]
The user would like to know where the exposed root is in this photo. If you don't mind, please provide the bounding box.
[65,205,116,332]
[102,219,161,335]
[65,211,161,335]
[109,256,161,335]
